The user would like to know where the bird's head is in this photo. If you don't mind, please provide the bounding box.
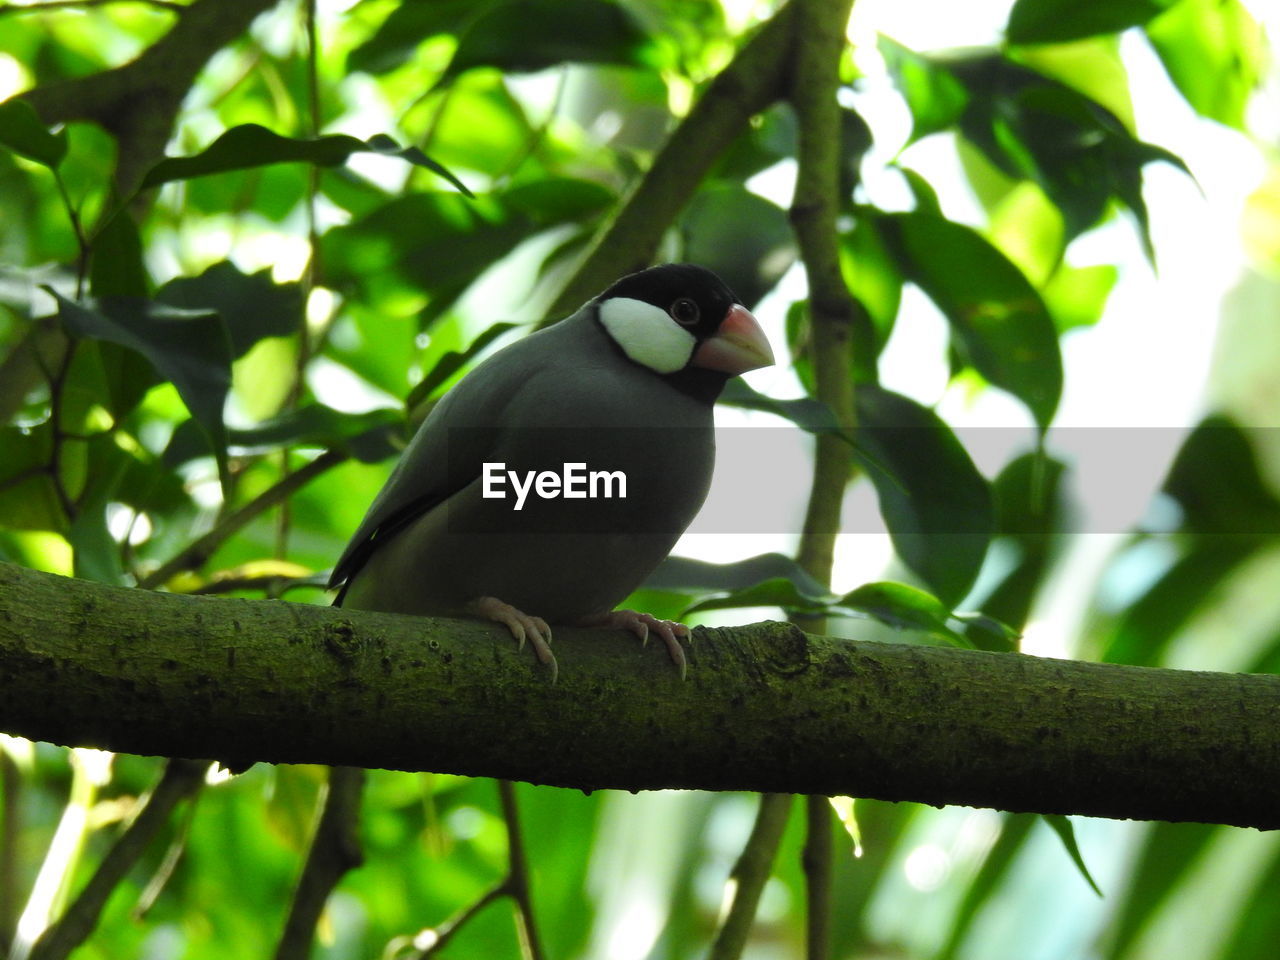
[594,264,774,386]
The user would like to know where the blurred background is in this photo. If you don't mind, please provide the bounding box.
[1,0,1279,957]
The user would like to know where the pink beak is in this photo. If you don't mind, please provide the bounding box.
[692,304,774,376]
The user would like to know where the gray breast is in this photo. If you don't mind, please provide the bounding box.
[339,311,718,622]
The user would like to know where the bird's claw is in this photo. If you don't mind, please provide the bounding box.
[578,610,690,679]
[468,596,558,682]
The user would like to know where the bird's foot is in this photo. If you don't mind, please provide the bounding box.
[577,610,689,680]
[468,596,557,682]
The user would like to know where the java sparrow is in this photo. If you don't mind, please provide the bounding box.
[330,264,774,679]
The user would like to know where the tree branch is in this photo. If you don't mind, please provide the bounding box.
[801,794,834,960]
[137,449,348,590]
[786,1,859,954]
[19,0,282,193]
[274,766,365,960]
[495,780,544,960]
[3,561,1280,830]
[25,759,205,960]
[0,749,20,955]
[707,794,791,960]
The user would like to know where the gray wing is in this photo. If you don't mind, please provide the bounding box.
[328,314,584,599]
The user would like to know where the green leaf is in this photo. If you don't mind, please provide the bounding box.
[978,451,1066,632]
[784,300,816,394]
[405,322,519,410]
[681,577,833,617]
[1103,822,1219,960]
[0,98,68,168]
[322,193,521,324]
[141,124,472,196]
[438,0,664,86]
[414,72,540,178]
[502,177,616,226]
[91,342,159,424]
[49,292,232,462]
[1163,415,1280,535]
[854,385,993,606]
[943,53,1193,253]
[1006,0,1177,45]
[165,404,402,466]
[347,0,479,74]
[839,106,874,196]
[836,581,968,645]
[1008,36,1136,131]
[1213,843,1280,960]
[646,552,832,600]
[1101,540,1256,666]
[937,814,1038,960]
[0,425,66,533]
[679,183,795,309]
[230,405,402,463]
[839,216,901,371]
[897,166,942,215]
[879,36,969,145]
[952,611,1020,652]
[321,181,612,326]
[878,211,1062,429]
[713,104,797,183]
[987,181,1065,286]
[718,380,843,437]
[1145,0,1265,130]
[89,207,149,299]
[1041,263,1117,332]
[1041,814,1103,896]
[68,436,132,585]
[156,262,304,359]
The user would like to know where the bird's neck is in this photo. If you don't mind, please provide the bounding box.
[662,366,730,405]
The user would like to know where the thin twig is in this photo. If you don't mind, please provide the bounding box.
[50,174,88,297]
[137,448,348,590]
[272,0,325,560]
[25,759,206,960]
[413,884,507,958]
[787,2,859,956]
[0,319,67,427]
[0,750,21,955]
[802,796,833,960]
[42,338,79,522]
[706,794,792,960]
[189,574,328,598]
[274,767,366,960]
[414,781,544,959]
[131,794,199,920]
[496,66,567,186]
[496,780,545,960]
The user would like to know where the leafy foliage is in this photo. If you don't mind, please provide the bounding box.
[0,0,1275,959]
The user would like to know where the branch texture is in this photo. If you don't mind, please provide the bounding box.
[3,562,1280,830]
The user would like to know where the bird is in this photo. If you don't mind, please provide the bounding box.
[329,263,774,679]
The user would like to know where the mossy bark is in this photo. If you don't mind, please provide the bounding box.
[3,561,1279,829]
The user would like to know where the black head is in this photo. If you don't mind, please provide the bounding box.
[594,264,773,400]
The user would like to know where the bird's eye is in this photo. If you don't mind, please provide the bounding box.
[669,297,700,326]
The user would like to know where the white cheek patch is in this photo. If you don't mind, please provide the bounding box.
[598,297,697,374]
